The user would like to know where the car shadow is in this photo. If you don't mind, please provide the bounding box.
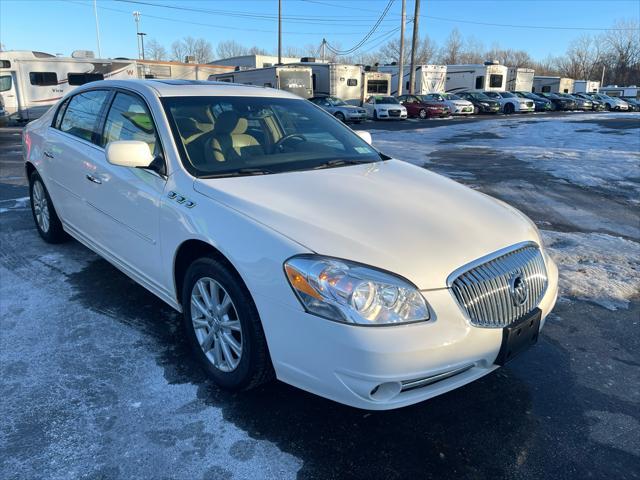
[64,257,600,480]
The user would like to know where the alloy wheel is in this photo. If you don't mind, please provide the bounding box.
[419,109,427,119]
[190,277,243,372]
[32,180,50,233]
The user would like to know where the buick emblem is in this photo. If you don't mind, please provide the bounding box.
[509,271,529,306]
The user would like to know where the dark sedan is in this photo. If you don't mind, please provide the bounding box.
[513,92,552,112]
[537,92,577,111]
[457,92,501,114]
[397,94,451,119]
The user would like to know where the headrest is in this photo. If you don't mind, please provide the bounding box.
[214,111,239,134]
[175,116,200,139]
[232,118,248,135]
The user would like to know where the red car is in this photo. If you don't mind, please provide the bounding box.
[397,94,451,119]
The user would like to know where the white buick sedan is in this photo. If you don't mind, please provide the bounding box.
[23,80,558,410]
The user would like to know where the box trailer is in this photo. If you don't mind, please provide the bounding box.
[0,50,136,122]
[291,62,363,104]
[361,70,391,103]
[377,64,447,95]
[506,67,535,92]
[573,80,600,93]
[211,65,313,98]
[137,59,232,81]
[599,85,638,98]
[444,63,508,93]
[532,76,575,94]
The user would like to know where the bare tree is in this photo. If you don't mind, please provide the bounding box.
[216,40,247,60]
[144,39,168,61]
[171,37,214,63]
[379,35,437,65]
[438,28,463,64]
[248,46,270,56]
[602,19,640,85]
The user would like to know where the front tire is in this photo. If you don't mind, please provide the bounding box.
[373,110,378,120]
[504,103,515,114]
[334,111,346,122]
[418,108,427,119]
[473,106,480,115]
[29,171,67,243]
[182,257,273,391]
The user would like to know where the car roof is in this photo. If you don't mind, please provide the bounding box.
[71,79,301,99]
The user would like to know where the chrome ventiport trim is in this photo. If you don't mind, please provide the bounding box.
[401,364,474,392]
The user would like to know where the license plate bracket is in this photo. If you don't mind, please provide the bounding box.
[494,308,541,366]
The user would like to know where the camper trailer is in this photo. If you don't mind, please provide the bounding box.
[361,70,391,103]
[573,80,600,93]
[599,85,638,98]
[532,76,575,94]
[0,50,136,122]
[211,65,313,98]
[445,63,508,93]
[291,62,363,104]
[506,67,535,92]
[377,64,447,95]
[136,59,232,81]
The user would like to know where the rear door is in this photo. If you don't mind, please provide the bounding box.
[83,90,166,283]
[44,89,111,234]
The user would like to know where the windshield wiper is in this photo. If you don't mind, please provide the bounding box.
[312,159,375,170]
[201,167,274,179]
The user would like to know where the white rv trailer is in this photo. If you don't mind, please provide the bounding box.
[289,62,363,104]
[573,80,600,93]
[136,59,232,81]
[211,65,313,98]
[0,50,136,122]
[532,76,575,94]
[361,70,391,103]
[506,67,535,92]
[599,85,638,98]
[377,64,447,95]
[444,63,508,93]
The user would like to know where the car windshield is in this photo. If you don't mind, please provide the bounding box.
[162,96,382,178]
[375,96,399,104]
[424,94,445,101]
[327,97,347,106]
[469,92,491,100]
[447,94,463,100]
[500,92,516,98]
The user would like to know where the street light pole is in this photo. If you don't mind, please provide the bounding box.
[133,11,142,59]
[138,33,147,60]
[408,0,420,95]
[93,0,102,58]
[278,0,282,64]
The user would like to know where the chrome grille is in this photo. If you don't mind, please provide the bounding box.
[449,244,548,328]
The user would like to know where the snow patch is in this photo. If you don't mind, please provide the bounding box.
[541,230,640,310]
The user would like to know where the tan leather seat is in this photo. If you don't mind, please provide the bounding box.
[210,112,261,163]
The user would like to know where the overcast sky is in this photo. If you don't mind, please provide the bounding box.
[1,0,638,60]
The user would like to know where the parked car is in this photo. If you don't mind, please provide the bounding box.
[457,92,501,114]
[574,93,606,111]
[23,79,558,410]
[397,94,451,119]
[482,91,535,114]
[582,93,629,111]
[308,96,367,123]
[536,92,577,111]
[621,97,640,112]
[363,95,407,120]
[512,92,552,112]
[421,93,474,115]
[0,95,6,127]
[558,93,592,111]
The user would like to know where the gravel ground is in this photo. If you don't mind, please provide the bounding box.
[1,113,639,480]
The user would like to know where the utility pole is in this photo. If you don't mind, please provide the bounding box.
[600,65,606,87]
[320,39,326,62]
[408,0,420,94]
[93,0,102,58]
[278,0,282,64]
[397,0,406,95]
[133,11,142,59]
[138,32,147,60]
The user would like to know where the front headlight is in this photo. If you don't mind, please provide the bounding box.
[284,255,430,326]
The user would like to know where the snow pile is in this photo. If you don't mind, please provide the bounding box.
[541,230,640,310]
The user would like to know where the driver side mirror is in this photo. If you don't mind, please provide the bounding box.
[355,130,372,145]
[106,140,154,169]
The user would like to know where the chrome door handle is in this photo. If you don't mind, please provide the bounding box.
[43,151,54,158]
[86,174,102,184]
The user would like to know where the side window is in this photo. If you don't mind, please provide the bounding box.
[542,86,551,93]
[53,97,71,129]
[475,76,484,89]
[0,60,11,68]
[347,78,358,87]
[0,75,12,92]
[489,74,503,88]
[30,72,58,86]
[59,90,110,144]
[68,73,105,86]
[103,92,160,157]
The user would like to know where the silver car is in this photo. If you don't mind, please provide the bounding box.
[560,94,592,111]
[309,96,367,123]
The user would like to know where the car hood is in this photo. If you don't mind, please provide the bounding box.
[451,100,472,106]
[193,160,540,290]
[338,105,364,111]
[376,103,405,109]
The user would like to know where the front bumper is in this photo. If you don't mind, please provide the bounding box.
[346,111,367,121]
[377,110,407,120]
[257,256,558,410]
[452,106,474,115]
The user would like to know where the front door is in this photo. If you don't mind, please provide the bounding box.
[82,90,166,285]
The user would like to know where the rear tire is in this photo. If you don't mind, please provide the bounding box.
[504,103,515,115]
[605,103,612,111]
[29,171,68,243]
[473,106,480,115]
[418,109,427,119]
[373,110,378,120]
[182,257,274,391]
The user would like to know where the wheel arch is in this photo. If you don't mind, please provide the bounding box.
[173,239,249,307]
[25,161,36,181]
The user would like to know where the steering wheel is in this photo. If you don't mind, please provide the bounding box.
[273,133,306,153]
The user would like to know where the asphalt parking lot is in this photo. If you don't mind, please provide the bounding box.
[1,113,639,480]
